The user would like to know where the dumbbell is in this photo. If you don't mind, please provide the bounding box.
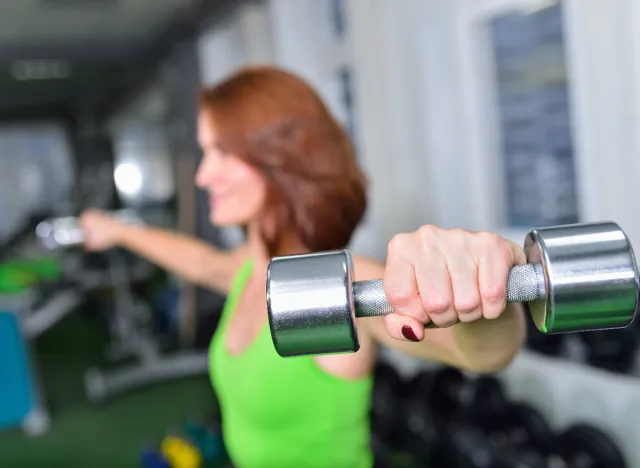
[425,367,509,430]
[579,327,638,374]
[525,317,568,357]
[497,402,555,457]
[400,385,444,464]
[370,363,410,447]
[35,209,143,250]
[432,422,508,468]
[267,221,640,357]
[555,423,627,468]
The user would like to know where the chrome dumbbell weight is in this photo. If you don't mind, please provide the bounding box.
[266,222,640,357]
[35,209,144,250]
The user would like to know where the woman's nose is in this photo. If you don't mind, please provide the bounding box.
[195,156,223,189]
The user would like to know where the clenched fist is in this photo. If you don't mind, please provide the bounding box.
[78,209,125,251]
[382,225,526,342]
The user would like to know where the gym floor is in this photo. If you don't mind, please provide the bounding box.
[0,310,218,468]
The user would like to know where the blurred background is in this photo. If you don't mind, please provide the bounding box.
[0,0,639,466]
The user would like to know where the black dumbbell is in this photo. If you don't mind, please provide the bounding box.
[426,367,468,422]
[502,402,555,456]
[401,385,445,464]
[370,363,409,448]
[425,367,510,431]
[463,376,509,433]
[579,328,638,374]
[525,317,567,357]
[433,422,508,468]
[499,447,548,468]
[556,423,626,468]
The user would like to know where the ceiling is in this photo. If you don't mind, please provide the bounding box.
[0,0,238,120]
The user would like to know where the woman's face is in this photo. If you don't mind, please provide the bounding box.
[195,111,268,227]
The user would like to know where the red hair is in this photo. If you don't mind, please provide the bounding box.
[198,65,367,256]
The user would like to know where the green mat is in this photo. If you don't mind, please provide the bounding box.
[0,308,216,468]
[0,257,62,294]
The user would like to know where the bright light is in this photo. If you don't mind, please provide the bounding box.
[114,162,143,196]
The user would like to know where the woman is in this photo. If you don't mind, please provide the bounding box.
[80,65,527,467]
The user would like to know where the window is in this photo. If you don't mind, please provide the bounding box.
[490,1,579,227]
[338,66,356,140]
[329,0,346,39]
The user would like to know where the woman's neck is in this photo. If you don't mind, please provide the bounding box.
[245,222,269,259]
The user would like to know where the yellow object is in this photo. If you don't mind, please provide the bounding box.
[161,435,203,468]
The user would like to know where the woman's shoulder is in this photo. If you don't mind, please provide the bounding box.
[351,253,385,281]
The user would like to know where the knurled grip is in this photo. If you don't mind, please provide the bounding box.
[352,263,546,318]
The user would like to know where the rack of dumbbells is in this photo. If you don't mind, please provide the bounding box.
[375,320,638,468]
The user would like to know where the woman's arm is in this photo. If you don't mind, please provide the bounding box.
[79,209,244,293]
[354,226,527,374]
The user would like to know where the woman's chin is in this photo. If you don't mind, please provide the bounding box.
[210,212,243,227]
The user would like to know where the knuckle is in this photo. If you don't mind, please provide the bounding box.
[416,224,440,245]
[386,286,414,305]
[449,228,469,243]
[422,296,451,315]
[477,231,502,247]
[454,297,481,314]
[481,284,507,304]
[387,233,411,256]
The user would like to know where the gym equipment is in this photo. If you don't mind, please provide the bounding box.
[183,418,227,464]
[525,317,567,357]
[402,395,442,463]
[464,376,509,433]
[425,367,467,422]
[35,209,143,250]
[82,262,209,405]
[33,211,209,404]
[557,423,626,468]
[370,363,409,447]
[0,283,89,437]
[160,435,203,468]
[432,422,506,468]
[140,447,172,468]
[0,299,50,437]
[499,402,555,457]
[425,367,509,432]
[579,327,638,374]
[266,221,640,357]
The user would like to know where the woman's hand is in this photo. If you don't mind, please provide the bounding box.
[78,209,126,252]
[382,225,526,342]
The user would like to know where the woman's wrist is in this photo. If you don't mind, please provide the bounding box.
[112,221,138,247]
[452,304,526,373]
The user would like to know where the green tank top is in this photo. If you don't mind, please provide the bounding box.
[208,260,374,468]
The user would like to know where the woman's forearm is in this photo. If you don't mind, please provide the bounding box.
[115,224,238,292]
[451,304,527,373]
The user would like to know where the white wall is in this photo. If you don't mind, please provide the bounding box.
[196,1,275,248]
[345,0,432,259]
[198,1,274,85]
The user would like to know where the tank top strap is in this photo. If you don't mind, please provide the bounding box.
[218,259,255,330]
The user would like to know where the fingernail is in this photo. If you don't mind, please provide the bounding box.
[402,326,419,342]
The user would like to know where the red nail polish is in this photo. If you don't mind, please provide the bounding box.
[402,326,419,342]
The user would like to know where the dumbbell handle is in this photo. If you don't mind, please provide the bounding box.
[352,263,546,318]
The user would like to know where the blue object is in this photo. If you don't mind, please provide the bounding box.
[0,311,33,431]
[139,448,171,468]
[183,419,226,462]
[154,285,180,332]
